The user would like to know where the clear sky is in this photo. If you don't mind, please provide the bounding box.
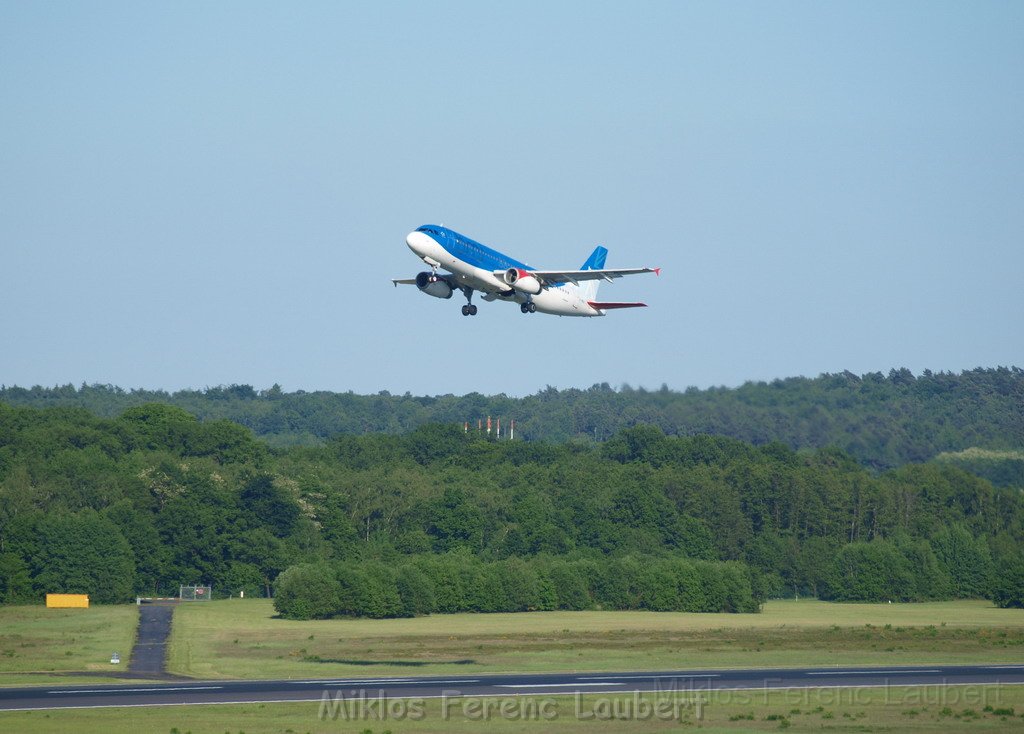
[2,2,1022,397]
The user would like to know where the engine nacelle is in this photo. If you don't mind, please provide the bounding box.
[415,271,454,299]
[502,267,543,295]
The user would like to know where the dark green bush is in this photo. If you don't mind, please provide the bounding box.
[274,563,340,619]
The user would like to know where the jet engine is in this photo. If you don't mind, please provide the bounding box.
[502,268,543,295]
[415,271,454,299]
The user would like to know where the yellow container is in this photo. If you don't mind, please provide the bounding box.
[46,593,90,608]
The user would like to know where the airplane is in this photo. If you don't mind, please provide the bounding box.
[392,225,659,317]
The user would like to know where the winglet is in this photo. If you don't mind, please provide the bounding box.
[654,267,661,276]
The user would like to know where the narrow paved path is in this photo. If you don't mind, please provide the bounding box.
[128,601,182,679]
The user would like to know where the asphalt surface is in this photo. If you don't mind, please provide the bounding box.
[128,602,178,678]
[2,664,1023,711]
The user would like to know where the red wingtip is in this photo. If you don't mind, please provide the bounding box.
[654,267,661,276]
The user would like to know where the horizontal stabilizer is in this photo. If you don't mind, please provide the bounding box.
[588,301,648,310]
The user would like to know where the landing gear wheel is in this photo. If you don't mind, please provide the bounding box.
[459,287,477,316]
[520,303,529,314]
[528,302,537,313]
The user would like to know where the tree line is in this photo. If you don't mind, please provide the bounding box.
[2,366,1023,473]
[1,400,1023,612]
[273,554,760,620]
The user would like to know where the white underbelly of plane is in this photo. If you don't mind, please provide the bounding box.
[451,263,507,293]
[533,290,601,317]
[445,255,601,316]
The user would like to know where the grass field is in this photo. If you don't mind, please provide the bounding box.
[167,598,1024,680]
[3,599,1024,732]
[3,685,1024,732]
[0,604,138,686]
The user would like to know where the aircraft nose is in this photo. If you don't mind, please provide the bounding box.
[406,230,432,256]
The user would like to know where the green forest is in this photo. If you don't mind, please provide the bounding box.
[3,367,1023,475]
[1,383,1023,617]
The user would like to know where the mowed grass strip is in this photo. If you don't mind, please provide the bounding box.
[0,604,138,685]
[3,685,1024,733]
[166,599,1024,680]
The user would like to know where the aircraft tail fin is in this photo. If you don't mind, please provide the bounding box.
[578,246,608,301]
[580,246,607,271]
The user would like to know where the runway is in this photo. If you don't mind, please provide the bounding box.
[2,664,1023,711]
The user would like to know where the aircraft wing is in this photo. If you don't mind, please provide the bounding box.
[391,278,417,287]
[493,267,660,286]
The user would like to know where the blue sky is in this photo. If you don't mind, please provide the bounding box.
[2,2,1022,397]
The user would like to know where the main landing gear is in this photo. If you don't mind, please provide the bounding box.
[460,287,478,316]
[520,302,537,314]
